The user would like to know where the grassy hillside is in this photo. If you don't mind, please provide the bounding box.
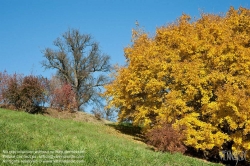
[0,108,222,166]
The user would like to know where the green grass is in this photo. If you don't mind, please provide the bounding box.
[0,108,223,166]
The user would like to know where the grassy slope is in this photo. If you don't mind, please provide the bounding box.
[0,108,222,166]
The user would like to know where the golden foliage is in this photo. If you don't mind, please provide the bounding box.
[103,7,250,157]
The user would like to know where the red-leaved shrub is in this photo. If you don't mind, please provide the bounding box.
[145,123,186,154]
[19,75,48,113]
[2,73,23,109]
[1,72,47,113]
[50,82,77,112]
[0,70,10,104]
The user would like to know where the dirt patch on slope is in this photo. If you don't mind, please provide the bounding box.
[43,108,111,125]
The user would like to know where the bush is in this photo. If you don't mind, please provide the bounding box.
[2,73,23,109]
[0,70,10,104]
[145,123,186,154]
[1,72,48,113]
[19,75,48,113]
[50,83,77,111]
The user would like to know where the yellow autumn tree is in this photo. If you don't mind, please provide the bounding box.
[104,7,250,158]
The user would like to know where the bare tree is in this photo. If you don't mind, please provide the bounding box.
[42,29,110,111]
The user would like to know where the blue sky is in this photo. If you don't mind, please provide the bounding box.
[0,0,249,78]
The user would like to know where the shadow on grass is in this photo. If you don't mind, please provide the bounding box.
[106,123,146,142]
[0,104,46,114]
[106,122,250,166]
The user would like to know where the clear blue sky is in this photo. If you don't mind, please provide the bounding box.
[0,0,249,78]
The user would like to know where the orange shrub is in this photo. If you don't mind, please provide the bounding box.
[145,123,186,153]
